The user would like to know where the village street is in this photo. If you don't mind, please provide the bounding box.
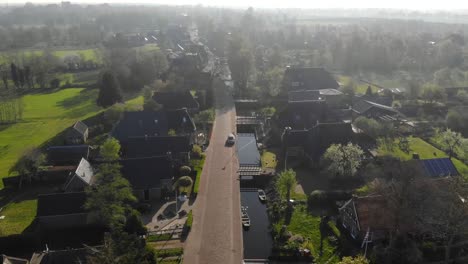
[183,76,242,264]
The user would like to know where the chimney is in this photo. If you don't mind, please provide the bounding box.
[412,153,420,160]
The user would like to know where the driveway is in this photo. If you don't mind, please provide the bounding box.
[183,77,242,264]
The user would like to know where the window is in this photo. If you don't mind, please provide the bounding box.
[144,189,150,201]
[292,82,300,87]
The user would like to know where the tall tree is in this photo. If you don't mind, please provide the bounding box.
[276,169,297,205]
[10,63,18,88]
[10,148,45,188]
[323,143,364,178]
[97,71,123,107]
[434,128,463,160]
[85,163,136,227]
[100,137,121,161]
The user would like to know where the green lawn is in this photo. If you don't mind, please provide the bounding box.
[191,156,206,194]
[0,198,37,236]
[0,48,102,64]
[0,88,102,183]
[275,205,340,263]
[378,137,468,177]
[261,151,277,169]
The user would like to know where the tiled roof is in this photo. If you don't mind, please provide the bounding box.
[120,156,174,189]
[47,145,90,165]
[112,109,195,141]
[153,91,199,110]
[352,100,398,115]
[37,192,87,217]
[72,121,88,135]
[288,90,323,103]
[284,67,339,91]
[121,136,191,158]
[354,195,395,232]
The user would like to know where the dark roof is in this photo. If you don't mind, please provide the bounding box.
[47,145,90,165]
[72,121,88,135]
[284,67,339,91]
[1,255,29,264]
[153,91,199,110]
[120,157,174,189]
[284,122,354,161]
[112,110,196,141]
[352,100,398,115]
[282,129,308,148]
[288,90,323,103]
[237,133,261,166]
[37,192,87,217]
[121,136,191,158]
[419,158,459,177]
[30,248,89,264]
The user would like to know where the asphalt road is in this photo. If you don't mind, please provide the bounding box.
[183,77,242,264]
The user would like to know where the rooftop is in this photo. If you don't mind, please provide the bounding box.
[72,121,88,135]
[419,158,459,177]
[121,136,191,158]
[37,192,87,217]
[153,91,199,110]
[112,110,195,142]
[120,156,174,189]
[47,145,90,165]
[284,67,339,91]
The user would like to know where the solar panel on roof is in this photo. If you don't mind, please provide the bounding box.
[421,158,459,177]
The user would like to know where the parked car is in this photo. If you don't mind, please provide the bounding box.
[226,133,236,146]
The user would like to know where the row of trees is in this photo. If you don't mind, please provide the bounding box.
[0,96,23,124]
[85,138,156,263]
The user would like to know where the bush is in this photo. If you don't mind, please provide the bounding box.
[191,145,202,159]
[179,166,191,176]
[147,233,172,242]
[156,248,183,258]
[308,190,327,206]
[185,210,193,230]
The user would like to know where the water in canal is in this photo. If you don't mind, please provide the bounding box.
[241,189,273,260]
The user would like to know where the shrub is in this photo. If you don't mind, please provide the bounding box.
[179,166,192,176]
[147,233,172,242]
[185,210,193,230]
[308,190,327,206]
[191,145,202,159]
[156,248,183,258]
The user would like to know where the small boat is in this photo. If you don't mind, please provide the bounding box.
[258,189,267,202]
[241,206,250,228]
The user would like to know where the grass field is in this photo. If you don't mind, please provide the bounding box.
[0,198,37,236]
[0,88,102,184]
[274,205,340,263]
[0,48,102,64]
[261,151,277,169]
[0,87,147,236]
[377,137,468,177]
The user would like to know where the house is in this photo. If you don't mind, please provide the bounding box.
[319,89,346,109]
[30,248,93,264]
[36,192,89,229]
[66,121,89,145]
[280,91,328,129]
[283,67,339,92]
[339,195,395,241]
[120,136,192,163]
[120,156,174,201]
[282,122,354,164]
[1,255,29,264]
[63,158,95,192]
[414,158,459,178]
[352,99,402,121]
[112,110,196,142]
[153,91,199,112]
[47,145,90,166]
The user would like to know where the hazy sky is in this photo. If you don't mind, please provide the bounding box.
[3,0,468,11]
